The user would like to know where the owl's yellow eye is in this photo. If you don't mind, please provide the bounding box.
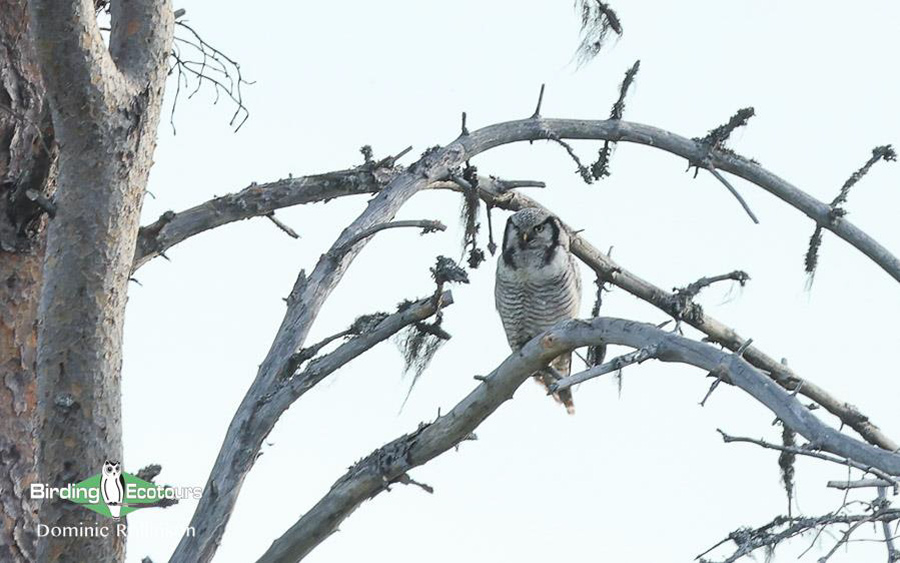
[534,224,544,233]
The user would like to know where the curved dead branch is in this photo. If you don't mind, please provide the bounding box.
[171,140,477,562]
[255,317,900,562]
[459,118,900,283]
[139,118,900,283]
[133,167,395,270]
[328,219,446,259]
[169,290,453,563]
[463,178,899,453]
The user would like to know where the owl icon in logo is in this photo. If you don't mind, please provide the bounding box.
[100,460,125,519]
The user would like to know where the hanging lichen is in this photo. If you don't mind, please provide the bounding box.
[778,424,797,518]
[574,1,623,67]
[459,162,485,269]
[397,256,469,409]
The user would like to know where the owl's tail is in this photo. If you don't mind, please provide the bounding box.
[534,353,575,415]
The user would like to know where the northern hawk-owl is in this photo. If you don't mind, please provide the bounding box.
[495,207,581,413]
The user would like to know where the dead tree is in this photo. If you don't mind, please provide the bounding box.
[1,2,898,563]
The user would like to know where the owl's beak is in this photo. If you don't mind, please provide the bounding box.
[518,232,530,247]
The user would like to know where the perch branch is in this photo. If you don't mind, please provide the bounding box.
[255,317,900,562]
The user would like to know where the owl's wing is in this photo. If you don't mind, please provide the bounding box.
[495,266,529,350]
[569,253,582,315]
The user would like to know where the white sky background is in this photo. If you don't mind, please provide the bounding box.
[120,1,900,561]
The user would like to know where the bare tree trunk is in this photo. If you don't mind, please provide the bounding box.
[25,0,172,560]
[0,1,55,561]
[0,250,41,563]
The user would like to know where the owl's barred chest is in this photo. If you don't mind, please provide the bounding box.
[495,260,578,303]
[495,249,581,349]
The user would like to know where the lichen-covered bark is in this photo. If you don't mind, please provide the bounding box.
[26,0,172,560]
[0,1,55,561]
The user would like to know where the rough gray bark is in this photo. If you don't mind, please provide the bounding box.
[27,0,172,560]
[0,251,41,563]
[256,317,900,562]
[0,2,55,560]
[134,166,399,270]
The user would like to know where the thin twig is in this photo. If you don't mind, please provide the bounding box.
[706,164,759,224]
[717,430,900,490]
[265,212,300,239]
[697,107,755,151]
[532,83,545,118]
[699,365,730,407]
[698,508,900,563]
[551,345,657,392]
[394,473,434,494]
[880,487,900,563]
[547,135,593,184]
[818,509,882,563]
[168,20,254,133]
[329,220,446,259]
[374,146,413,169]
[827,478,896,490]
[681,270,751,300]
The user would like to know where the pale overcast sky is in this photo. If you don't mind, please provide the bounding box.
[122,2,900,562]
